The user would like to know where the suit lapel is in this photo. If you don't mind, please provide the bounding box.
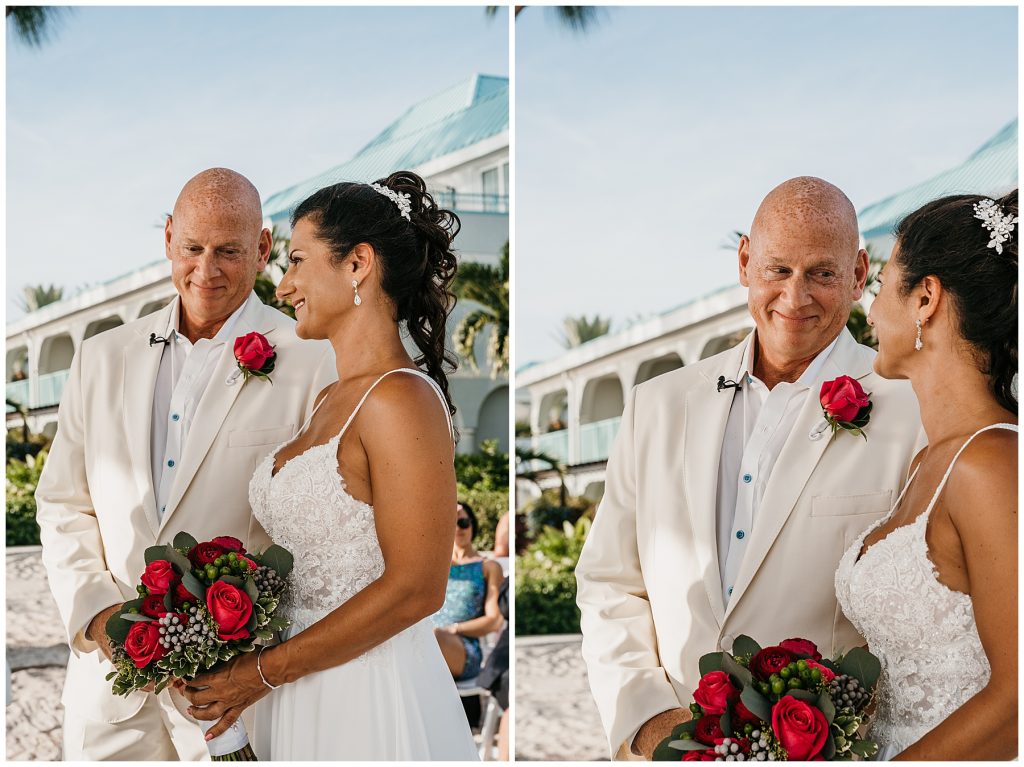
[723,329,871,621]
[158,299,275,534]
[123,301,177,536]
[683,335,752,626]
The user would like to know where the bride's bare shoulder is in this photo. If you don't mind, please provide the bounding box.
[945,426,1018,529]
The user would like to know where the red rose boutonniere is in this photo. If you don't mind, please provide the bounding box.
[233,331,276,384]
[819,375,871,440]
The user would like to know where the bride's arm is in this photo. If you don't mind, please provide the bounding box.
[892,432,1017,760]
[183,374,457,740]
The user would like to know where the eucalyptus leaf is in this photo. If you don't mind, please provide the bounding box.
[817,691,836,724]
[719,708,733,737]
[667,739,709,751]
[821,733,836,760]
[260,544,294,578]
[219,574,245,588]
[172,531,199,552]
[182,571,207,602]
[144,545,171,565]
[165,547,193,576]
[838,647,881,689]
[121,613,156,623]
[671,720,698,739]
[698,651,724,677]
[732,634,761,658]
[739,686,772,722]
[244,576,259,604]
[722,652,753,687]
[784,688,818,703]
[105,612,131,644]
[653,742,684,761]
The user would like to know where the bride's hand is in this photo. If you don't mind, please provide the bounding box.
[180,652,271,740]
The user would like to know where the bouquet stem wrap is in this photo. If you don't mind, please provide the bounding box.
[194,715,252,760]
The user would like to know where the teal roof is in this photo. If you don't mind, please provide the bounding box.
[263,74,508,222]
[859,119,1018,239]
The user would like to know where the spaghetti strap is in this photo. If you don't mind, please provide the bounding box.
[294,389,331,440]
[334,368,454,443]
[921,422,1018,520]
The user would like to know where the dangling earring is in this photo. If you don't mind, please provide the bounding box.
[914,319,923,351]
[352,280,362,307]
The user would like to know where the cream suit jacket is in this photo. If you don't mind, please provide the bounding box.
[576,329,924,759]
[36,295,336,725]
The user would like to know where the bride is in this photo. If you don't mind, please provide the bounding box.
[835,190,1017,759]
[181,171,479,760]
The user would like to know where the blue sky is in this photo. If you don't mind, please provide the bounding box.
[516,6,1018,364]
[7,6,508,319]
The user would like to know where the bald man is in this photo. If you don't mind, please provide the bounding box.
[36,169,336,759]
[576,177,924,760]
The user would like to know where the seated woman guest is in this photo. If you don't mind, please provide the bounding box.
[432,502,504,680]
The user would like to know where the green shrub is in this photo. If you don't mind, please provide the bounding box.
[519,491,594,542]
[514,517,591,635]
[457,484,508,552]
[7,449,46,546]
[454,439,508,491]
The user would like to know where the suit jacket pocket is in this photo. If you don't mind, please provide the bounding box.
[227,424,295,448]
[810,490,893,517]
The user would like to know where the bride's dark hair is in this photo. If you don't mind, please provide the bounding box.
[291,170,460,420]
[893,188,1017,414]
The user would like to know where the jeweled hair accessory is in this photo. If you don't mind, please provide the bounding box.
[370,183,412,221]
[972,198,1018,255]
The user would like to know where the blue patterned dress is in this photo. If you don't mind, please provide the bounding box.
[432,560,487,680]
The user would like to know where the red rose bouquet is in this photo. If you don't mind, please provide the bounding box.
[105,532,293,760]
[654,636,880,761]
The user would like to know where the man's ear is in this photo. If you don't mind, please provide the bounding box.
[738,235,751,287]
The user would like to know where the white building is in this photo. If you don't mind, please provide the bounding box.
[516,119,1018,504]
[7,74,510,454]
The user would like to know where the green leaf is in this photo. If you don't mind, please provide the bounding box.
[165,546,193,576]
[219,574,245,588]
[732,634,761,658]
[739,686,772,722]
[821,733,836,760]
[254,629,274,640]
[653,741,685,761]
[121,613,155,623]
[850,740,878,759]
[259,544,294,578]
[784,688,818,704]
[144,544,171,565]
[172,531,199,551]
[666,739,709,752]
[244,576,259,604]
[719,708,733,737]
[105,611,131,644]
[838,647,881,690]
[182,571,207,602]
[722,652,753,688]
[699,651,724,677]
[104,671,117,681]
[817,690,836,724]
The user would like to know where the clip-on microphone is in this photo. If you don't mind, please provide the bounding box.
[149,333,171,347]
[717,375,742,392]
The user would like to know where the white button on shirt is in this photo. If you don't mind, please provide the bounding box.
[150,294,254,521]
[716,332,840,606]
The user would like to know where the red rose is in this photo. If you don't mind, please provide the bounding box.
[779,638,822,661]
[210,536,246,554]
[749,646,796,680]
[819,375,869,424]
[682,749,718,761]
[206,580,253,640]
[772,695,829,760]
[694,714,726,746]
[173,581,198,607]
[233,332,274,372]
[140,560,179,596]
[124,621,166,669]
[693,671,739,715]
[806,660,836,682]
[732,699,762,728]
[188,542,226,567]
[140,594,169,618]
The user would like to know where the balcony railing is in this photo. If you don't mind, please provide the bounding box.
[534,429,570,465]
[432,192,508,214]
[6,379,30,413]
[579,417,622,464]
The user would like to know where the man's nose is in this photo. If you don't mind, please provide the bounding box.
[779,276,813,310]
[194,252,220,280]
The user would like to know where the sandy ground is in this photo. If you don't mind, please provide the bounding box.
[515,635,608,761]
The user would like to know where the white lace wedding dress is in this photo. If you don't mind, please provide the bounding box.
[835,423,1017,759]
[250,369,479,760]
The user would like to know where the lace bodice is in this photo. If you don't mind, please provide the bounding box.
[249,369,454,631]
[835,423,1016,755]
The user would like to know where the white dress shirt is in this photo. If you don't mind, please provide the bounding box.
[150,293,254,521]
[715,332,840,606]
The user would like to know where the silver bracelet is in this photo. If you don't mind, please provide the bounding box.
[256,646,280,690]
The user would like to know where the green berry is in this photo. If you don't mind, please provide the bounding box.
[128,608,139,614]
[759,682,771,696]
[743,724,754,736]
[779,667,791,679]
[811,669,822,683]
[796,660,808,672]
[771,680,785,695]
[788,677,802,689]
[690,703,702,715]
[228,552,237,561]
[680,732,693,740]
[800,669,813,682]
[220,567,230,575]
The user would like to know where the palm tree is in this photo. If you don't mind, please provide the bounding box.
[451,242,509,377]
[253,225,295,319]
[6,398,30,442]
[18,284,63,313]
[516,446,568,508]
[487,5,602,31]
[6,7,69,48]
[554,314,611,348]
[847,244,887,349]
